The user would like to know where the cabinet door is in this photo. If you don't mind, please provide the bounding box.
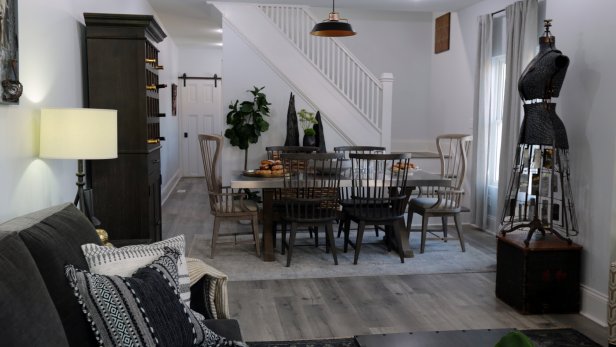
[149,171,162,242]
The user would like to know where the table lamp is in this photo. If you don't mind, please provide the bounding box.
[40,108,118,223]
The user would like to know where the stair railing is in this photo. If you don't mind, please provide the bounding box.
[258,4,386,133]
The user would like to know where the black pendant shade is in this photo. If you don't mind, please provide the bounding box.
[310,0,356,37]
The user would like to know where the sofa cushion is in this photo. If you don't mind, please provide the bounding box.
[66,248,247,347]
[0,203,101,347]
[0,232,69,347]
[81,235,191,305]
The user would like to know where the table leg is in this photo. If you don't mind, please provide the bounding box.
[398,220,414,258]
[262,188,275,261]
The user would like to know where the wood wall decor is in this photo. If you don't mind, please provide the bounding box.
[172,83,177,115]
[0,0,20,104]
[434,12,451,54]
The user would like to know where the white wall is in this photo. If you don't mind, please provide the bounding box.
[545,0,616,325]
[317,8,433,152]
[431,0,616,325]
[0,0,180,222]
[158,38,181,200]
[178,46,223,77]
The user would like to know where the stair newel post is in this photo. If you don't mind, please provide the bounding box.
[380,73,394,150]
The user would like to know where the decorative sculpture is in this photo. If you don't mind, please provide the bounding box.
[284,93,300,146]
[313,111,326,153]
[499,20,578,246]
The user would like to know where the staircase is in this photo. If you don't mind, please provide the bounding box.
[211,2,393,148]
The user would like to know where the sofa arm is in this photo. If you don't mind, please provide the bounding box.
[187,257,230,319]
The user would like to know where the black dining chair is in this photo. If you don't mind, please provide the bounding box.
[343,153,413,264]
[334,146,386,239]
[279,152,344,266]
[265,146,320,251]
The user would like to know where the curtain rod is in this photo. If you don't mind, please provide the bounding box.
[491,8,505,16]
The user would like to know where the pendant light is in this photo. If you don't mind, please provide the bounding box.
[310,0,356,37]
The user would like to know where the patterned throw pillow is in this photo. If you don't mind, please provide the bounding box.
[81,235,191,305]
[65,248,247,347]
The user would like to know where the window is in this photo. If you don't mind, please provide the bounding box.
[485,14,506,228]
[487,54,506,187]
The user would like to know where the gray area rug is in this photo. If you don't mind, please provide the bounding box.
[187,224,496,282]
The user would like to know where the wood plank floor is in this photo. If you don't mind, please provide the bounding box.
[163,178,607,344]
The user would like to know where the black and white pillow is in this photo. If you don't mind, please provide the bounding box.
[65,248,247,347]
[81,235,191,305]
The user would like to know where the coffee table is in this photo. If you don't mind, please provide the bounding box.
[354,329,514,347]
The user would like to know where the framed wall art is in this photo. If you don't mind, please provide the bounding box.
[0,0,20,104]
[434,12,450,54]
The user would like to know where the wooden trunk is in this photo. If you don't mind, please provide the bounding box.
[496,233,581,314]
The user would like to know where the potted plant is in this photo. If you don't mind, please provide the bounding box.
[224,86,271,170]
[298,108,318,147]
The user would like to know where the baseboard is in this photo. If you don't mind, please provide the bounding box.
[580,284,608,327]
[161,169,182,205]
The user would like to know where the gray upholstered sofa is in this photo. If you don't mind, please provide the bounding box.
[0,203,242,347]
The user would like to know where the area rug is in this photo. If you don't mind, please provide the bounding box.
[247,328,600,347]
[187,225,496,281]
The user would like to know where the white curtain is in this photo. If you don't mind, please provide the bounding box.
[496,0,538,222]
[471,14,493,230]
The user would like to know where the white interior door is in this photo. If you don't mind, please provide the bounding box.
[179,79,222,177]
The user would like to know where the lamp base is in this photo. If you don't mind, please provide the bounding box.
[74,159,100,227]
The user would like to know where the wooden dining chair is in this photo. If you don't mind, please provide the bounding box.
[343,153,413,264]
[198,134,260,258]
[406,134,472,253]
[279,152,344,266]
[334,146,386,239]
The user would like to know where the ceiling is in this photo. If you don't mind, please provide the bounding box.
[147,0,484,48]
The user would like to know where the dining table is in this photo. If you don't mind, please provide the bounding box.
[230,169,450,261]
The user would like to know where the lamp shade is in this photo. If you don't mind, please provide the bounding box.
[311,20,356,37]
[40,108,118,159]
[310,0,356,37]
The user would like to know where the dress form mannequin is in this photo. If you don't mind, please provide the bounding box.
[500,20,578,245]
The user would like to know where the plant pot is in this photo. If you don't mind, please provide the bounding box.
[303,134,316,147]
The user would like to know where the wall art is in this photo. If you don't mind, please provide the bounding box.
[0,0,20,104]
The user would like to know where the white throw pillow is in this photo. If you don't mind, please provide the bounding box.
[81,235,191,305]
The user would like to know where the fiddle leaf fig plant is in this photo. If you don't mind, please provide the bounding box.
[224,86,271,170]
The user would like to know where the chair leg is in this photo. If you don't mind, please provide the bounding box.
[374,225,379,237]
[281,222,287,255]
[420,214,429,254]
[384,225,392,252]
[353,221,366,265]
[441,216,448,242]
[337,214,344,238]
[314,227,319,247]
[251,214,261,257]
[273,222,277,249]
[211,217,221,259]
[454,214,466,252]
[343,218,351,253]
[392,219,406,263]
[286,222,298,267]
[325,224,338,265]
